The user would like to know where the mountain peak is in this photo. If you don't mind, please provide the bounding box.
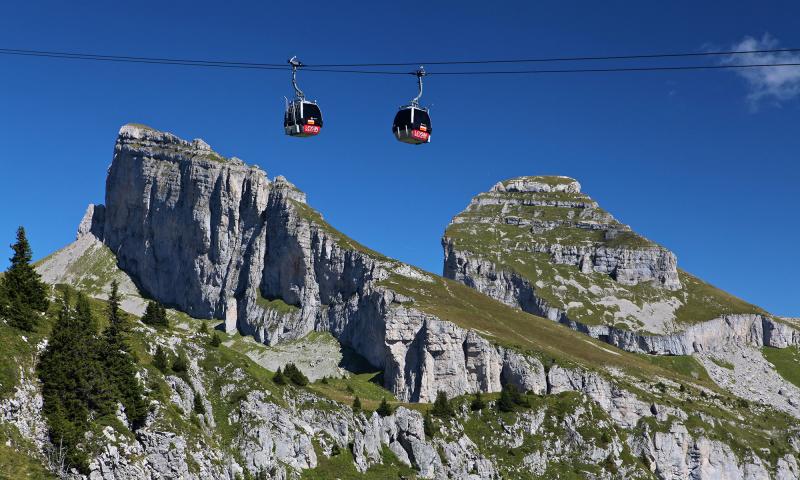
[492,175,581,194]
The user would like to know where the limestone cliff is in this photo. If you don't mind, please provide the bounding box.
[76,125,556,403]
[442,175,787,353]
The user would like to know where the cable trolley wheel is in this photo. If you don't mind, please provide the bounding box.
[392,67,432,145]
[284,56,323,138]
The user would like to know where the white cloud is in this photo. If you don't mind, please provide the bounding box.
[721,34,800,109]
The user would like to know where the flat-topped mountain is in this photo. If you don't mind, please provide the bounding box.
[4,126,800,479]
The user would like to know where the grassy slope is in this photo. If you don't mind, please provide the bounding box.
[301,445,417,480]
[380,272,718,389]
[0,423,53,480]
[444,183,764,329]
[763,346,800,389]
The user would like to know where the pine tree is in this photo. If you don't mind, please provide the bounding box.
[153,345,168,373]
[496,384,516,413]
[158,304,168,327]
[142,301,156,326]
[470,392,486,411]
[1,227,49,331]
[431,391,454,418]
[284,363,309,386]
[198,321,208,334]
[101,281,147,429]
[209,332,222,347]
[423,412,435,438]
[141,301,168,327]
[193,392,206,415]
[352,396,361,412]
[171,353,188,374]
[376,397,393,417]
[37,291,112,472]
[273,367,286,385]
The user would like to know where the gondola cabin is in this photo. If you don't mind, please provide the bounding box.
[392,106,432,144]
[284,99,323,137]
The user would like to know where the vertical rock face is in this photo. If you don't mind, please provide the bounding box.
[83,125,543,403]
[102,124,271,319]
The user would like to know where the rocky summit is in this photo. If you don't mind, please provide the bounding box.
[443,175,789,350]
[3,125,800,479]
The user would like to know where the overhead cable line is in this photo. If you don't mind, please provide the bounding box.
[1,47,799,75]
[306,47,800,67]
[0,48,287,69]
[3,46,800,68]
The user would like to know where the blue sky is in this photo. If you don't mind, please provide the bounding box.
[1,1,798,316]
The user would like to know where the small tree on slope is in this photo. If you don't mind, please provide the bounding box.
[38,291,113,472]
[0,226,49,331]
[101,281,148,428]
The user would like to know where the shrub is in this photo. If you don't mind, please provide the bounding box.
[153,345,168,373]
[193,392,205,415]
[142,301,168,327]
[171,354,188,374]
[497,383,528,412]
[273,368,286,385]
[423,412,435,438]
[283,363,309,386]
[352,396,361,412]
[376,397,393,417]
[431,391,454,418]
[470,392,486,411]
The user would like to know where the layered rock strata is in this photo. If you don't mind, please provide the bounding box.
[75,125,555,402]
[442,176,792,353]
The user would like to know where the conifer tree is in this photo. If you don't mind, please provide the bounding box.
[470,391,486,411]
[101,281,147,428]
[1,227,49,331]
[142,301,168,327]
[193,392,206,415]
[496,384,516,413]
[37,291,111,472]
[352,395,362,412]
[283,363,309,386]
[431,391,454,418]
[209,332,222,347]
[376,397,393,417]
[423,412,435,438]
[159,304,168,327]
[171,353,188,374]
[153,345,168,373]
[273,367,286,385]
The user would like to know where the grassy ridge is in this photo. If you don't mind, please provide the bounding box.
[380,273,721,391]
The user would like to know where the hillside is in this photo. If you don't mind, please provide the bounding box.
[2,125,800,479]
[442,176,787,355]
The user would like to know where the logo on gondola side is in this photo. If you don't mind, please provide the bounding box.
[303,125,320,134]
[411,130,429,140]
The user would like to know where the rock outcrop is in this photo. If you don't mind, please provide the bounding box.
[70,125,550,403]
[442,175,791,353]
